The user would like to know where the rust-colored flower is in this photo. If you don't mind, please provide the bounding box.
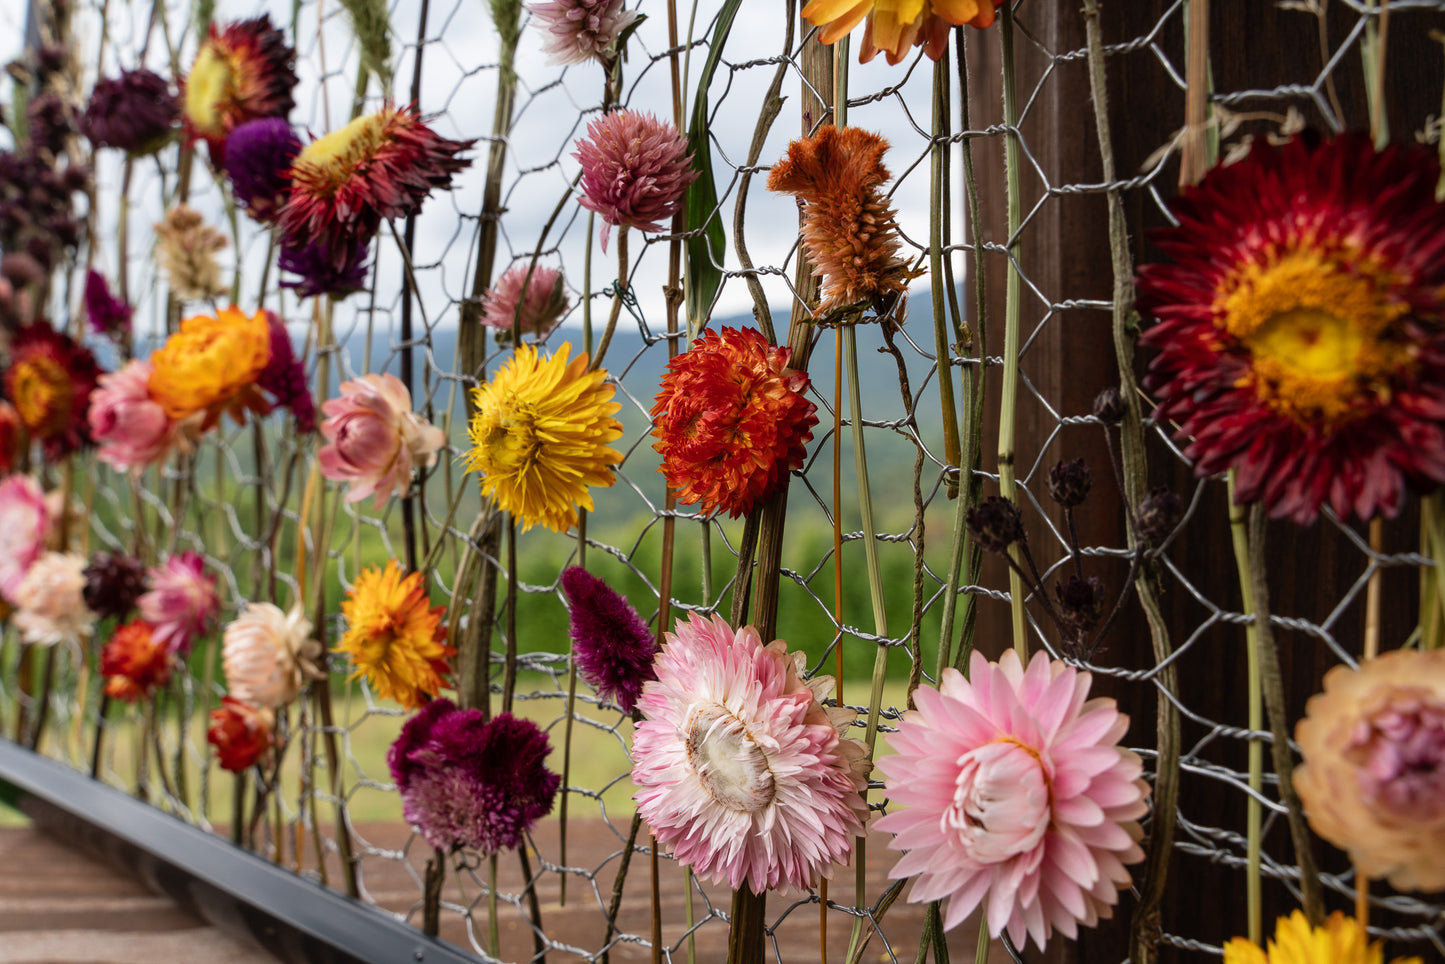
[147,306,273,428]
[334,560,453,709]
[181,15,298,166]
[767,126,919,315]
[4,323,101,460]
[101,620,173,702]
[651,327,818,518]
[208,697,274,772]
[1294,648,1445,891]
[154,205,229,304]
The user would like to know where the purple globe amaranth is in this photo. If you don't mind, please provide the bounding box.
[224,117,302,222]
[561,566,657,714]
[81,68,179,155]
[278,238,371,300]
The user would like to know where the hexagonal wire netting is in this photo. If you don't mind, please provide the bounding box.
[3,0,1445,960]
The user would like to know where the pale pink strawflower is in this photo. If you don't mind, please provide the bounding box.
[876,649,1149,950]
[574,110,697,251]
[530,0,639,66]
[89,360,179,472]
[480,264,569,339]
[318,374,447,508]
[0,474,54,604]
[631,612,870,894]
[222,602,323,709]
[13,551,96,646]
[137,552,220,654]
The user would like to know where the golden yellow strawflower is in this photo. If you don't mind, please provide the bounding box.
[1223,912,1422,964]
[147,305,272,427]
[334,560,453,710]
[464,342,623,533]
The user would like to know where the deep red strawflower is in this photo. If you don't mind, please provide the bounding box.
[5,323,102,460]
[275,106,474,273]
[101,620,173,702]
[208,697,274,772]
[83,551,147,622]
[181,16,298,167]
[223,117,301,222]
[84,269,133,339]
[80,68,179,155]
[258,311,316,432]
[560,566,657,714]
[651,326,818,518]
[1137,134,1445,524]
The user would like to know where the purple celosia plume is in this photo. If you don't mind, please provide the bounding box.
[388,699,561,854]
[80,68,178,155]
[278,238,371,299]
[84,269,133,338]
[573,110,697,250]
[530,0,639,66]
[561,566,657,714]
[224,117,302,222]
[258,311,316,432]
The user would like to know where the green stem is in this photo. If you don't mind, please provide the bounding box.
[930,56,961,498]
[489,854,500,958]
[1228,471,1264,944]
[589,228,630,371]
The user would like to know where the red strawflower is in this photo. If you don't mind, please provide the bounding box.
[1137,134,1445,524]
[208,697,274,772]
[181,16,298,167]
[275,106,474,273]
[101,620,173,702]
[4,323,102,460]
[651,327,818,518]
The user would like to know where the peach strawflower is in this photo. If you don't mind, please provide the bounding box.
[767,125,920,315]
[0,474,53,604]
[651,327,818,518]
[464,342,623,533]
[573,110,697,251]
[1294,648,1445,891]
[13,551,96,646]
[631,612,870,893]
[5,323,102,461]
[153,204,229,304]
[334,560,453,709]
[148,305,272,429]
[89,360,180,472]
[876,648,1149,949]
[317,373,446,508]
[101,621,174,702]
[181,15,298,166]
[221,602,322,709]
[1223,910,1422,964]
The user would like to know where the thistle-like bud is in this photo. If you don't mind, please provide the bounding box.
[1055,574,1103,649]
[1047,458,1092,508]
[1137,487,1182,546]
[1093,387,1126,424]
[967,496,1024,554]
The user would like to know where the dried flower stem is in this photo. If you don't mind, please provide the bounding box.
[1228,470,1265,945]
[589,229,630,372]
[931,56,962,497]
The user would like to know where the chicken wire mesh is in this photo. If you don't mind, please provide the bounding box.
[0,0,1443,961]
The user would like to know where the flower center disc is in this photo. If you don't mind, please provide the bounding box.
[685,702,775,813]
[296,112,389,196]
[184,46,235,135]
[947,737,1050,864]
[12,357,70,433]
[1349,693,1445,823]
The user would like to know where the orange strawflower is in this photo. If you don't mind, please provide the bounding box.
[334,560,454,709]
[767,126,920,316]
[147,306,272,428]
[803,0,1004,65]
[101,621,174,702]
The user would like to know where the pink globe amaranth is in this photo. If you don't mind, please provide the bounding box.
[0,474,53,604]
[318,374,447,508]
[480,264,569,338]
[875,649,1149,951]
[89,360,177,472]
[573,110,697,251]
[138,551,220,654]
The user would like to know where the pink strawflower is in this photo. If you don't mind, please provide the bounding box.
[88,360,179,472]
[221,602,322,708]
[530,0,639,66]
[318,373,447,508]
[876,649,1150,950]
[631,612,870,894]
[573,110,697,251]
[560,565,656,714]
[0,474,53,604]
[137,551,220,654]
[13,551,96,646]
[480,264,569,339]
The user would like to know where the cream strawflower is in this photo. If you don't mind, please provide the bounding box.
[221,602,323,708]
[13,551,96,646]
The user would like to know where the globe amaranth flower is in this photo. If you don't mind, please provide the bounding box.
[574,110,697,251]
[480,263,569,339]
[223,117,301,222]
[389,700,560,853]
[80,68,178,155]
[318,373,446,508]
[153,204,229,303]
[275,106,474,272]
[208,697,275,773]
[876,648,1149,949]
[148,305,273,429]
[1223,910,1422,964]
[257,311,316,433]
[334,560,453,709]
[651,327,818,518]
[278,237,371,300]
[1137,135,1445,525]
[221,602,323,709]
[465,342,623,533]
[13,551,97,646]
[84,270,133,339]
[5,322,102,460]
[767,126,920,315]
[632,612,871,893]
[804,0,1003,65]
[101,621,174,702]
[182,15,298,166]
[82,552,147,622]
[137,551,219,654]
[1293,647,1445,891]
[530,0,639,66]
[561,565,656,714]
[0,474,53,604]
[89,360,180,473]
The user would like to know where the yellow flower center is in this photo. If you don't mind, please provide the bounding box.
[185,45,235,135]
[12,357,69,432]
[295,111,390,197]
[1216,248,1410,428]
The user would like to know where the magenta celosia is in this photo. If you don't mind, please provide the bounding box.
[257,311,316,432]
[0,474,53,604]
[317,374,447,507]
[530,0,639,66]
[84,270,133,339]
[573,110,697,250]
[137,551,220,654]
[480,263,569,338]
[388,699,560,854]
[560,566,656,714]
[88,360,179,472]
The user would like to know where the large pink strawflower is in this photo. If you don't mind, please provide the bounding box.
[631,612,870,893]
[89,360,180,472]
[530,0,639,67]
[137,552,220,654]
[221,602,322,709]
[876,649,1149,950]
[13,551,96,646]
[574,110,697,251]
[480,264,569,339]
[0,474,53,604]
[318,373,447,508]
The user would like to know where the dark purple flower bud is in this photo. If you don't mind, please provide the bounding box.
[1047,458,1092,508]
[81,68,179,155]
[561,566,658,714]
[278,238,371,299]
[36,44,66,77]
[1054,573,1103,647]
[224,118,301,222]
[1,252,44,287]
[1137,486,1182,546]
[257,310,316,433]
[60,164,90,193]
[84,269,133,339]
[1093,386,1126,424]
[26,92,70,155]
[82,552,148,621]
[966,496,1025,554]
